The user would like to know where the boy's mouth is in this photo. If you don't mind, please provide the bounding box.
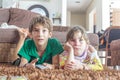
[37,38,44,41]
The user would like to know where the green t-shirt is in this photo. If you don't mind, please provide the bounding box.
[18,38,64,64]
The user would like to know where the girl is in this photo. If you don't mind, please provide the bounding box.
[60,26,103,70]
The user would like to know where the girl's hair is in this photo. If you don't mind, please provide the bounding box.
[66,25,89,44]
[29,16,53,33]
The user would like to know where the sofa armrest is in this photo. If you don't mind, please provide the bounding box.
[0,28,19,43]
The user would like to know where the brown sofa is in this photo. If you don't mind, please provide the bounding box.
[0,8,40,43]
[0,8,40,62]
[0,8,99,62]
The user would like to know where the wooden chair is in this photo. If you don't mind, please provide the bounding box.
[110,39,120,67]
[105,29,120,66]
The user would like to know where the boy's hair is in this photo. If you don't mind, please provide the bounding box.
[29,16,53,33]
[66,25,89,44]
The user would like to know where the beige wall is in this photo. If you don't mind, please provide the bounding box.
[19,0,62,26]
[70,13,86,28]
[0,0,2,7]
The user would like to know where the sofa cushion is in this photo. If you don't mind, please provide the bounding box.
[52,31,67,45]
[0,29,19,43]
[8,8,40,28]
[0,8,10,25]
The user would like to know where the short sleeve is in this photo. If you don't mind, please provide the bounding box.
[49,38,64,56]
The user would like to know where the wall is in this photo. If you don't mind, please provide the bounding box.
[2,0,19,8]
[71,13,86,28]
[86,0,110,33]
[19,0,62,26]
[67,11,71,26]
[0,0,2,8]
[86,0,96,32]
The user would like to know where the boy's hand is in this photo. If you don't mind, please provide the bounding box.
[17,28,29,39]
[43,63,55,69]
[25,58,38,68]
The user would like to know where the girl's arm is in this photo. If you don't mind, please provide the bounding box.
[86,45,103,70]
[64,42,75,64]
[52,54,59,69]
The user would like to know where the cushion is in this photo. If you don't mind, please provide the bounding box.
[0,8,10,25]
[8,8,40,28]
[52,31,67,45]
[0,28,19,43]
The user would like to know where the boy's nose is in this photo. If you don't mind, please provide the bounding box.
[38,30,43,36]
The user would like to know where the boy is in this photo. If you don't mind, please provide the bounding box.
[17,16,64,69]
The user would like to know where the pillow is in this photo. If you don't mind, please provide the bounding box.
[0,8,10,25]
[8,8,40,28]
[52,31,67,44]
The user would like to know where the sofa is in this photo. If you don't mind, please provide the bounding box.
[0,8,40,43]
[0,8,99,63]
[0,8,40,62]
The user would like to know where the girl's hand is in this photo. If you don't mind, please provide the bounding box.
[43,63,55,69]
[64,42,73,52]
[64,61,83,70]
[25,58,38,68]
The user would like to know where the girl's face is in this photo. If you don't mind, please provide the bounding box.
[68,31,87,56]
[31,23,52,47]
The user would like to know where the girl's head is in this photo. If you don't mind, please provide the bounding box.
[66,26,89,56]
[66,25,89,44]
[29,16,53,47]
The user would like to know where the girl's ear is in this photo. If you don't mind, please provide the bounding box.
[49,32,52,38]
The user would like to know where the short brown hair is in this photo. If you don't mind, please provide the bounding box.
[66,25,89,44]
[29,16,53,33]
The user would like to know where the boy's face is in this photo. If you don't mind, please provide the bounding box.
[31,23,52,46]
[68,31,87,56]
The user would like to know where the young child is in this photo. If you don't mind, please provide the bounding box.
[60,26,103,70]
[16,16,64,69]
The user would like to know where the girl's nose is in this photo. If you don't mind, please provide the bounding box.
[74,40,80,46]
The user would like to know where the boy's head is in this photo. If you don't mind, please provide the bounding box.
[29,16,53,46]
[66,25,89,44]
[29,16,53,33]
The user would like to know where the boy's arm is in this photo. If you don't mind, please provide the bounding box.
[14,28,29,59]
[19,57,28,67]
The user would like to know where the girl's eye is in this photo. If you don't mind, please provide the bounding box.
[33,29,39,32]
[43,29,47,32]
[79,38,83,41]
[71,39,75,42]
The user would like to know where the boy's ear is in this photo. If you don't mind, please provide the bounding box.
[49,32,52,38]
[28,33,32,39]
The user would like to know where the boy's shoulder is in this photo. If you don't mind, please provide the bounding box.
[48,38,60,42]
[48,38,62,46]
[24,39,34,45]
